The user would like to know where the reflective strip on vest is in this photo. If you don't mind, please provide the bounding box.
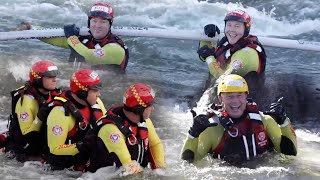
[248,113,262,121]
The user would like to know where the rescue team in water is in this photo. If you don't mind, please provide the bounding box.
[0,2,296,176]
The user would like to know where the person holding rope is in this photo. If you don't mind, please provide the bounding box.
[197,9,267,85]
[17,2,129,71]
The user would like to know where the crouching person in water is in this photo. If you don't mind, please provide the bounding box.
[3,60,60,162]
[75,83,166,174]
[181,74,297,165]
[39,69,106,171]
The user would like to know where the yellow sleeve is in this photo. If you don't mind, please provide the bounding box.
[145,118,166,168]
[206,56,225,79]
[47,106,79,156]
[226,47,260,77]
[67,36,126,65]
[206,47,260,79]
[181,125,224,162]
[261,112,297,153]
[15,95,42,135]
[40,37,69,48]
[97,97,107,114]
[98,124,132,166]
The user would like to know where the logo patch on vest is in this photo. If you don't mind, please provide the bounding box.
[19,112,29,122]
[257,131,267,147]
[110,132,120,143]
[232,60,243,70]
[52,125,63,136]
[93,48,105,58]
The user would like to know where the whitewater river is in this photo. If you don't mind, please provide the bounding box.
[0,0,319,179]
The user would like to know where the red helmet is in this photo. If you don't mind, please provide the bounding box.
[70,69,101,94]
[29,60,59,82]
[88,3,114,24]
[224,9,251,37]
[123,84,155,108]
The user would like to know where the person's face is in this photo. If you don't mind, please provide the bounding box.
[89,17,111,39]
[219,92,247,118]
[42,76,57,91]
[143,105,154,120]
[224,21,245,45]
[86,89,101,106]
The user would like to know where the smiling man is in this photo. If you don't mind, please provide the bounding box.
[197,9,267,81]
[181,74,297,164]
[18,3,129,70]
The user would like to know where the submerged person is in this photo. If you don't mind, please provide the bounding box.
[75,83,166,174]
[181,74,297,165]
[39,69,106,171]
[17,2,129,71]
[3,60,60,162]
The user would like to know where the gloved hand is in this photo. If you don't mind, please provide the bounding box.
[76,134,96,154]
[188,110,218,138]
[264,97,287,125]
[217,112,234,130]
[122,160,143,176]
[204,24,220,38]
[197,45,215,61]
[64,24,80,38]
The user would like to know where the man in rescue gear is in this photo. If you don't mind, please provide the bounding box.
[17,3,129,71]
[40,69,106,171]
[75,83,166,174]
[181,74,297,164]
[3,60,60,162]
[197,9,267,83]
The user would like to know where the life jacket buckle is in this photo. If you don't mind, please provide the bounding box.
[228,127,239,137]
[79,121,88,130]
[128,135,137,146]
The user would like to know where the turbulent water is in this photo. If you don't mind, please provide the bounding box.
[0,0,320,179]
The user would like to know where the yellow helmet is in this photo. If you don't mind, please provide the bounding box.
[217,74,249,95]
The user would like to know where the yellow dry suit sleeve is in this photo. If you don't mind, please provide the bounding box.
[15,95,42,135]
[96,97,107,115]
[181,124,224,162]
[206,47,259,80]
[145,118,166,168]
[47,106,79,156]
[98,124,132,166]
[40,37,69,48]
[261,112,297,154]
[67,36,126,65]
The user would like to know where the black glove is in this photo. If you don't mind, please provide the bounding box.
[204,24,220,38]
[76,134,96,154]
[188,110,218,138]
[264,97,287,125]
[197,45,215,61]
[64,24,80,38]
[217,112,234,130]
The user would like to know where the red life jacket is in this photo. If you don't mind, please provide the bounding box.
[70,33,129,70]
[93,106,149,167]
[215,35,267,74]
[211,100,270,162]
